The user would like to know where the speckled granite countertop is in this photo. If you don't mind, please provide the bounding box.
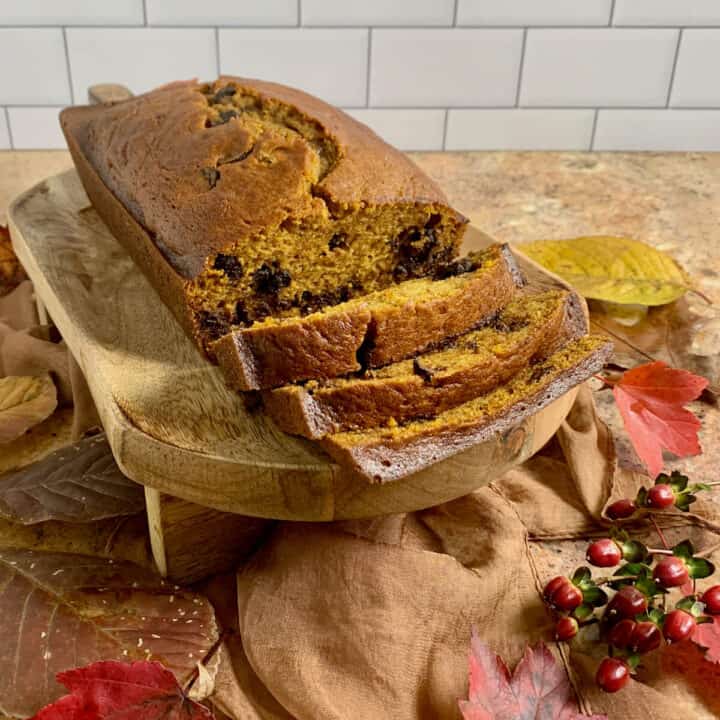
[2,149,718,483]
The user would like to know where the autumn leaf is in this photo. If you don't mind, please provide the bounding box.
[459,628,606,720]
[0,433,144,524]
[0,374,57,443]
[692,615,720,665]
[590,295,720,398]
[32,660,213,719]
[611,361,708,478]
[0,548,218,718]
[520,237,691,306]
[0,224,26,295]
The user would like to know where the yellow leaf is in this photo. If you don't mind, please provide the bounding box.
[0,375,57,443]
[519,236,691,306]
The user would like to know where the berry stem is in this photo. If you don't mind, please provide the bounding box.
[594,575,640,585]
[651,516,670,550]
[647,548,673,556]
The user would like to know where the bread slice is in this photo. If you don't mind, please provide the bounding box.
[60,77,467,356]
[263,289,585,438]
[319,335,613,482]
[211,243,523,390]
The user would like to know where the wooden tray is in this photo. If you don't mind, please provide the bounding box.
[8,170,577,521]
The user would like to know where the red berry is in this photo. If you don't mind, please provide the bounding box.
[555,617,579,641]
[587,538,622,567]
[631,621,662,654]
[596,657,630,693]
[609,618,636,648]
[544,576,567,600]
[608,585,648,618]
[663,610,696,643]
[702,585,720,615]
[607,499,637,520]
[647,484,675,509]
[543,576,583,611]
[653,556,689,588]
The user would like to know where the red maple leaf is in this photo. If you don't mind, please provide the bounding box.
[31,660,213,720]
[692,616,720,665]
[611,361,708,478]
[459,629,606,720]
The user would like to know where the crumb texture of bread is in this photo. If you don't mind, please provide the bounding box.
[263,289,585,438]
[211,244,523,390]
[61,77,467,353]
[319,335,613,482]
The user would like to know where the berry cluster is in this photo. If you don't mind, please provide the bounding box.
[606,470,711,520]
[542,472,719,694]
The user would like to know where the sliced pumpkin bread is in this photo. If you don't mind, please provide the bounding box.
[263,289,586,438]
[319,335,613,482]
[211,243,523,390]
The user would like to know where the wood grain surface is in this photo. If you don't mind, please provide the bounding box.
[7,169,578,520]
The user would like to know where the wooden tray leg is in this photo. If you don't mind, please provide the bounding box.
[144,488,274,584]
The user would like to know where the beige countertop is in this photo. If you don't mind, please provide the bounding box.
[1,149,718,484]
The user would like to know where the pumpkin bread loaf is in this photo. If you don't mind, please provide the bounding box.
[211,243,523,390]
[60,77,467,359]
[320,335,613,482]
[262,288,584,438]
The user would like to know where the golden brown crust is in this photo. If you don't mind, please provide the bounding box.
[61,78,463,281]
[319,336,613,483]
[262,289,586,438]
[210,244,523,391]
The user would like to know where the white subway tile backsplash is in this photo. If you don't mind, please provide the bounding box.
[371,30,522,107]
[0,0,143,25]
[613,0,720,27]
[66,28,217,102]
[594,110,720,150]
[520,29,678,107]
[302,0,454,27]
[146,0,297,26]
[0,29,71,105]
[671,31,720,108]
[345,109,445,151]
[8,107,66,149]
[446,109,594,150]
[457,0,612,27]
[219,29,367,106]
[0,112,10,150]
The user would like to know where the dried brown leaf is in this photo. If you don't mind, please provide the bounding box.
[0,433,144,524]
[0,225,26,296]
[0,375,57,443]
[590,296,720,397]
[0,547,218,718]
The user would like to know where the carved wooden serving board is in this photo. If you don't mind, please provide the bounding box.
[8,169,577,520]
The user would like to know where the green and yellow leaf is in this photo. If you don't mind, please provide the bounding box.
[519,236,691,306]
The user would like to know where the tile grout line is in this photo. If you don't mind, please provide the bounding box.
[365,28,372,107]
[215,27,221,75]
[61,27,75,104]
[142,0,148,25]
[442,109,449,151]
[665,28,683,107]
[609,0,616,26]
[515,28,527,107]
[297,0,301,27]
[10,23,719,30]
[452,0,459,26]
[4,107,14,150]
[590,108,599,150]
